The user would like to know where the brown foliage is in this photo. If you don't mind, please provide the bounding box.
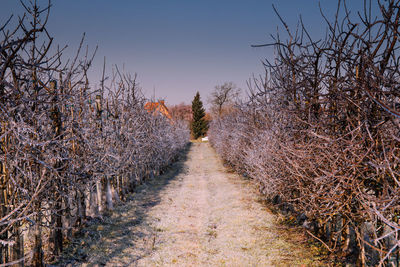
[168,103,193,122]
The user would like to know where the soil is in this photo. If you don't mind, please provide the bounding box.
[58,142,325,266]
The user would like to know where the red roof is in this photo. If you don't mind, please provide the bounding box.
[144,100,172,119]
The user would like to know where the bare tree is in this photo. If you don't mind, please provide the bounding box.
[210,1,400,265]
[209,82,240,116]
[0,1,190,266]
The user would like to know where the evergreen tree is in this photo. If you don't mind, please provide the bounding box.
[191,92,208,139]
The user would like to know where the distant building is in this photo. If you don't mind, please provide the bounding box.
[144,100,172,120]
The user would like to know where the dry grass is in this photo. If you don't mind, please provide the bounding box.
[58,143,326,266]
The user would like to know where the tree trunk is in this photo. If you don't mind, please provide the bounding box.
[106,177,113,211]
[50,186,63,259]
[357,226,366,267]
[54,202,63,256]
[32,205,43,267]
[10,222,23,267]
[0,184,7,264]
[96,180,103,215]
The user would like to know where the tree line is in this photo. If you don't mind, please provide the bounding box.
[209,0,400,265]
[0,2,189,266]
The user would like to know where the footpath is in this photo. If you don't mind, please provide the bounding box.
[60,142,323,266]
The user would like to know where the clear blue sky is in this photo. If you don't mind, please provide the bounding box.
[1,0,367,107]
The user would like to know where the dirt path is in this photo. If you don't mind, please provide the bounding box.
[61,142,323,266]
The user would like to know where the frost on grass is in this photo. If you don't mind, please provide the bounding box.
[60,143,324,266]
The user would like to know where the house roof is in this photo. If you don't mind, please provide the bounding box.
[144,100,172,119]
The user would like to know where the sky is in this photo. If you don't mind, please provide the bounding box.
[1,0,368,107]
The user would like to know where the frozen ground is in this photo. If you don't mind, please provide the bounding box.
[60,142,323,266]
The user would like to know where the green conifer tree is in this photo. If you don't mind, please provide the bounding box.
[191,92,208,139]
